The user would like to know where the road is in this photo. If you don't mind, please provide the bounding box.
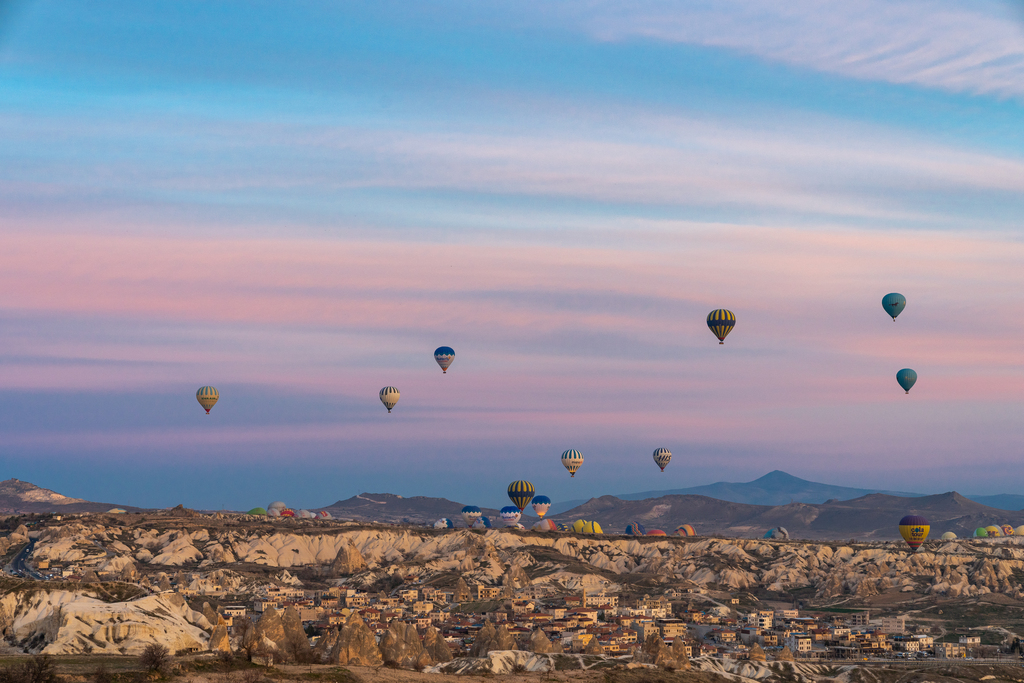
[4,539,43,580]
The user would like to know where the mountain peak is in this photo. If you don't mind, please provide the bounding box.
[752,470,808,485]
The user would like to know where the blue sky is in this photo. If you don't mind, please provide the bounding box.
[1,1,1024,512]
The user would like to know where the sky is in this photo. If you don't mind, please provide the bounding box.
[1,0,1024,512]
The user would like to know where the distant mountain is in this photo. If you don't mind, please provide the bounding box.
[321,493,501,526]
[548,470,1024,514]
[0,479,135,514]
[549,490,1023,540]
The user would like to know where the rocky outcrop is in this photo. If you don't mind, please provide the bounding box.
[280,606,311,661]
[422,626,451,663]
[748,643,766,662]
[671,636,691,670]
[637,634,679,669]
[583,636,603,654]
[329,542,366,576]
[329,612,382,666]
[503,564,530,590]
[528,628,553,653]
[209,617,231,652]
[380,622,424,668]
[454,577,471,603]
[776,646,796,662]
[202,603,219,628]
[470,622,517,656]
[312,627,338,663]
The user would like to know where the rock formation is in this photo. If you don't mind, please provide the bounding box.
[422,626,452,663]
[583,636,603,654]
[329,612,383,666]
[454,577,471,603]
[202,602,219,628]
[469,622,516,656]
[748,643,766,662]
[208,617,231,652]
[280,606,311,661]
[329,542,366,576]
[776,646,796,662]
[637,633,679,669]
[671,636,691,669]
[380,622,424,668]
[312,627,338,663]
[528,628,553,653]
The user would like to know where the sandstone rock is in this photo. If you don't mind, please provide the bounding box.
[209,618,231,652]
[494,623,517,650]
[776,646,796,662]
[528,628,553,653]
[329,612,382,666]
[202,603,219,629]
[671,636,691,670]
[380,621,424,668]
[584,636,603,654]
[637,633,678,669]
[80,569,100,584]
[329,542,366,576]
[422,626,452,663]
[503,564,530,590]
[470,622,497,657]
[454,577,471,603]
[280,606,311,661]
[312,627,338,663]
[748,643,766,661]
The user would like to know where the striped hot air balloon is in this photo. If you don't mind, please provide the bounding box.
[562,450,584,477]
[675,524,696,537]
[625,521,646,536]
[882,293,906,321]
[706,309,736,344]
[653,448,672,472]
[898,515,929,552]
[379,386,400,412]
[507,480,535,511]
[196,386,219,414]
[896,369,917,394]
[499,506,522,527]
[461,506,482,527]
[1002,524,1015,537]
[647,529,667,536]
[532,519,557,532]
[434,346,455,373]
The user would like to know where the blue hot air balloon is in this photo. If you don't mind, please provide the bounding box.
[531,495,551,518]
[461,505,482,527]
[625,521,647,536]
[896,368,917,394]
[882,293,906,321]
[472,516,492,529]
[434,346,455,373]
[507,480,535,511]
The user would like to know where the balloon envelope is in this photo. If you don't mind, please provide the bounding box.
[882,293,906,320]
[653,448,672,472]
[500,506,522,526]
[461,505,482,527]
[1002,524,1015,537]
[247,507,267,516]
[531,495,551,518]
[940,532,957,540]
[561,449,584,477]
[625,521,646,536]
[433,518,454,529]
[675,524,696,537]
[646,529,667,536]
[379,386,400,413]
[985,525,1001,537]
[472,516,492,529]
[434,346,455,373]
[896,369,917,394]
[268,501,287,512]
[532,519,558,532]
[974,527,989,538]
[196,386,219,414]
[898,515,930,551]
[507,480,536,511]
[707,309,736,344]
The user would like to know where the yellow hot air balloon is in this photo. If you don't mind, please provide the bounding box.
[898,515,929,552]
[196,386,219,414]
[985,525,1001,537]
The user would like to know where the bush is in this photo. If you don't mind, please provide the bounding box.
[0,656,61,683]
[140,643,171,673]
[91,665,111,683]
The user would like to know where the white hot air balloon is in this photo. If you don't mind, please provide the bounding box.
[653,448,672,472]
[379,386,400,413]
[561,449,583,477]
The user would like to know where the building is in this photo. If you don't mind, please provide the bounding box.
[849,612,870,627]
[784,634,812,654]
[474,585,502,601]
[656,619,688,640]
[959,635,981,646]
[936,642,966,659]
[880,616,906,634]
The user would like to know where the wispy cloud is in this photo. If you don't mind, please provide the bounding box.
[581,0,1024,99]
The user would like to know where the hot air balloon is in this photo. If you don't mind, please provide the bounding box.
[562,450,584,477]
[461,505,482,527]
[379,386,400,413]
[500,506,522,527]
[1016,526,1024,536]
[675,524,696,537]
[196,386,219,414]
[317,511,333,519]
[896,369,917,394]
[572,520,602,534]
[507,480,535,511]
[556,523,570,532]
[985,525,1001,537]
[434,346,455,373]
[433,518,454,529]
[940,532,957,540]
[882,293,906,321]
[646,529,667,536]
[898,515,929,552]
[532,519,557,532]
[1002,524,1015,537]
[268,508,280,517]
[974,527,989,538]
[653,448,672,472]
[268,501,287,513]
[472,516,492,529]
[531,495,551,518]
[763,527,789,540]
[625,521,646,536]
[297,510,314,519]
[707,309,736,344]
[247,507,267,516]
[279,509,295,518]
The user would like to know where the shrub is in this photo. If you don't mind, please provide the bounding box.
[0,655,61,683]
[91,664,111,683]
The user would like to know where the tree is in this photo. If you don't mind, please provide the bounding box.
[140,643,170,673]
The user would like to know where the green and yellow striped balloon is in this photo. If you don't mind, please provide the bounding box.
[707,309,736,344]
[507,480,535,512]
[196,386,219,414]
